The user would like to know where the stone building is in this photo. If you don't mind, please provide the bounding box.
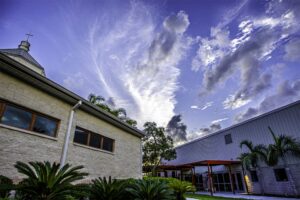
[161,101,300,196]
[0,39,144,181]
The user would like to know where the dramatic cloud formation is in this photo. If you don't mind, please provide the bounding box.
[166,114,187,145]
[193,2,300,110]
[236,79,300,122]
[86,3,192,127]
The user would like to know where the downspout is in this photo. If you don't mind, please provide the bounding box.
[60,100,82,168]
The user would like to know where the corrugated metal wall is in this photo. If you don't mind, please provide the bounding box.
[163,101,300,196]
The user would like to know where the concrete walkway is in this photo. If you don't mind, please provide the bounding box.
[190,192,300,200]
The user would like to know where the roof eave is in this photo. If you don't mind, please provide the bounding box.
[0,53,144,138]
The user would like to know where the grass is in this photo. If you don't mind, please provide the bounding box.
[185,193,248,200]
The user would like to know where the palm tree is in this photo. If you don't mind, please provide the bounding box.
[88,93,105,104]
[14,161,88,200]
[239,140,267,194]
[264,126,300,195]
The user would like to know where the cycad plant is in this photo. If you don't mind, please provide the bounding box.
[0,175,14,198]
[126,179,174,200]
[168,179,196,200]
[14,161,88,200]
[89,177,127,200]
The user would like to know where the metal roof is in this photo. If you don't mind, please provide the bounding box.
[0,48,44,70]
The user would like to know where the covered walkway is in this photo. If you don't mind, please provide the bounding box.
[158,160,246,196]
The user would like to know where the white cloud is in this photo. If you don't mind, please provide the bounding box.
[86,2,192,127]
[190,101,213,110]
[211,118,228,124]
[192,6,300,107]
[223,94,251,110]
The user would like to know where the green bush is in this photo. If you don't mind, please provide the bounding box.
[168,179,196,200]
[89,177,127,200]
[0,175,13,198]
[14,161,88,200]
[127,179,175,200]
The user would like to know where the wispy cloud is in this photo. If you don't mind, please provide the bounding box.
[211,118,228,124]
[86,2,192,127]
[191,101,213,110]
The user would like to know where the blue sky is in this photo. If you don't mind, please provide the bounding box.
[1,0,300,144]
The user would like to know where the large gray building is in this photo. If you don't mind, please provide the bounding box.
[0,39,144,181]
[162,101,300,196]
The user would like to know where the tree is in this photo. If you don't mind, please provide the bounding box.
[142,122,176,176]
[264,126,300,195]
[239,140,267,194]
[88,93,137,127]
[14,161,88,200]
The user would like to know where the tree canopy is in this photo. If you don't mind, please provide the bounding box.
[142,122,176,175]
[88,93,137,127]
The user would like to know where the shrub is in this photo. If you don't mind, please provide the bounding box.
[89,177,127,200]
[14,161,88,200]
[0,175,13,198]
[168,179,196,200]
[127,179,175,200]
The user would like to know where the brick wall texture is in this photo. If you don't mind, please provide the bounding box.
[0,72,142,181]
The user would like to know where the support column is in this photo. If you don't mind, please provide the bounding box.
[208,164,213,196]
[228,164,235,194]
[192,167,196,186]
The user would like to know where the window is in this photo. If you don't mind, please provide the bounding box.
[250,170,258,182]
[224,134,232,144]
[74,128,88,145]
[73,126,114,152]
[0,100,59,137]
[274,168,288,182]
[103,136,114,152]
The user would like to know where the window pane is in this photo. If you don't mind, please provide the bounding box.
[250,170,258,182]
[1,105,32,129]
[33,115,57,137]
[274,168,288,182]
[89,133,101,149]
[225,134,232,144]
[74,128,88,145]
[103,137,114,152]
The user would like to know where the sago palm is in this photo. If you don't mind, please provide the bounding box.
[89,177,127,200]
[14,161,88,200]
[126,179,174,200]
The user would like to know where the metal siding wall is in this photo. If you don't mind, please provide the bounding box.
[167,103,300,165]
[165,102,300,195]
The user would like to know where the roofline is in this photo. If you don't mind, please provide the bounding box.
[0,49,44,70]
[176,99,300,149]
[0,53,144,138]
